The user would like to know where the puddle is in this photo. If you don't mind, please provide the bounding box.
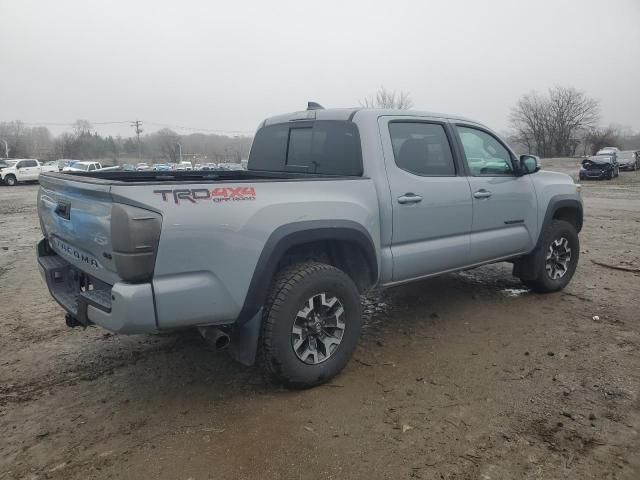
[501,288,530,297]
[360,290,392,336]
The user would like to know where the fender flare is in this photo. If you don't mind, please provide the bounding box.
[515,195,583,281]
[540,195,583,237]
[236,220,378,325]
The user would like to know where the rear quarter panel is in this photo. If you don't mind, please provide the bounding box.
[111,178,380,328]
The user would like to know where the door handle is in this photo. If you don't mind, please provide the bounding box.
[397,193,423,204]
[473,189,492,199]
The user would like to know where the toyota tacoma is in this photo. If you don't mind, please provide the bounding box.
[36,105,583,387]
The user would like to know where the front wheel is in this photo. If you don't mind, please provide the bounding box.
[521,220,580,293]
[260,262,362,388]
[4,175,17,186]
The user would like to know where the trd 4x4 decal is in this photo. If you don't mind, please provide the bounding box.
[154,187,256,204]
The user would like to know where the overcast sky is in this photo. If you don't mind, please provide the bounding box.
[1,0,639,137]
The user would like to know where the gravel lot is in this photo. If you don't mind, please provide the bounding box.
[1,159,639,480]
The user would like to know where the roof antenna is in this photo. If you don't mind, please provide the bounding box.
[307,102,325,111]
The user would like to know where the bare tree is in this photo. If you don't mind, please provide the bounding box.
[584,126,622,155]
[0,121,53,158]
[73,119,93,136]
[510,86,599,157]
[360,86,414,110]
[153,128,181,162]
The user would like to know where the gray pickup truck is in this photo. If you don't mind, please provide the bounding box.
[36,106,583,387]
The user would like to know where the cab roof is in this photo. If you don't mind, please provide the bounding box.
[261,107,476,127]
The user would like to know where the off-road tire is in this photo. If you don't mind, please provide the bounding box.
[522,220,579,293]
[260,261,362,388]
[4,175,17,186]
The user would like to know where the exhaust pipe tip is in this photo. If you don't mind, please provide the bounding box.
[213,332,230,350]
[199,326,231,351]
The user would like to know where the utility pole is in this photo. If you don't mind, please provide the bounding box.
[177,142,183,163]
[1,139,9,158]
[130,120,143,162]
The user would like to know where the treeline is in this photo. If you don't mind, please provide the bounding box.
[0,120,252,163]
[509,86,640,157]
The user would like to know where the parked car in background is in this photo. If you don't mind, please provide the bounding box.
[136,163,151,171]
[579,155,618,180]
[0,159,58,185]
[617,150,639,171]
[596,147,619,164]
[153,164,171,172]
[200,163,219,170]
[43,161,60,170]
[596,147,620,156]
[176,161,193,171]
[122,164,136,172]
[58,159,81,171]
[62,161,102,172]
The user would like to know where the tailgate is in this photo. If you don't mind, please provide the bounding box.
[38,174,119,284]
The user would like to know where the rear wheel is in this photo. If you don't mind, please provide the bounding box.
[261,261,362,388]
[521,220,579,293]
[4,175,17,186]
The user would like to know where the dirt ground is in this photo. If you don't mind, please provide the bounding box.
[1,159,639,480]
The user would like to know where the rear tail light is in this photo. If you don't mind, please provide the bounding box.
[110,204,162,283]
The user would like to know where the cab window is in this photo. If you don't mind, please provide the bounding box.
[388,122,456,176]
[457,126,514,176]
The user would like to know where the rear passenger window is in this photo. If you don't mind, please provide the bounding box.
[389,122,456,176]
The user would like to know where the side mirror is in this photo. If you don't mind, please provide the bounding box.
[519,155,541,174]
[15,164,21,169]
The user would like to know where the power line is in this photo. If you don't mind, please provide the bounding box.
[13,119,253,135]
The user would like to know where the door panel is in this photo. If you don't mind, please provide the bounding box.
[379,117,473,282]
[467,175,537,261]
[455,125,537,264]
[21,161,39,180]
[15,162,30,181]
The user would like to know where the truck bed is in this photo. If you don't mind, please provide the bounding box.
[42,169,363,185]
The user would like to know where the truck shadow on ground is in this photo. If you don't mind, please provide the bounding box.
[90,264,528,393]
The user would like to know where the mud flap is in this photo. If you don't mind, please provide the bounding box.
[513,247,542,281]
[228,309,262,366]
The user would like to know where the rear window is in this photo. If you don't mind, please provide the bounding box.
[248,120,363,175]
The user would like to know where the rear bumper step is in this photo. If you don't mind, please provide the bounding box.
[38,253,112,325]
[37,239,158,334]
